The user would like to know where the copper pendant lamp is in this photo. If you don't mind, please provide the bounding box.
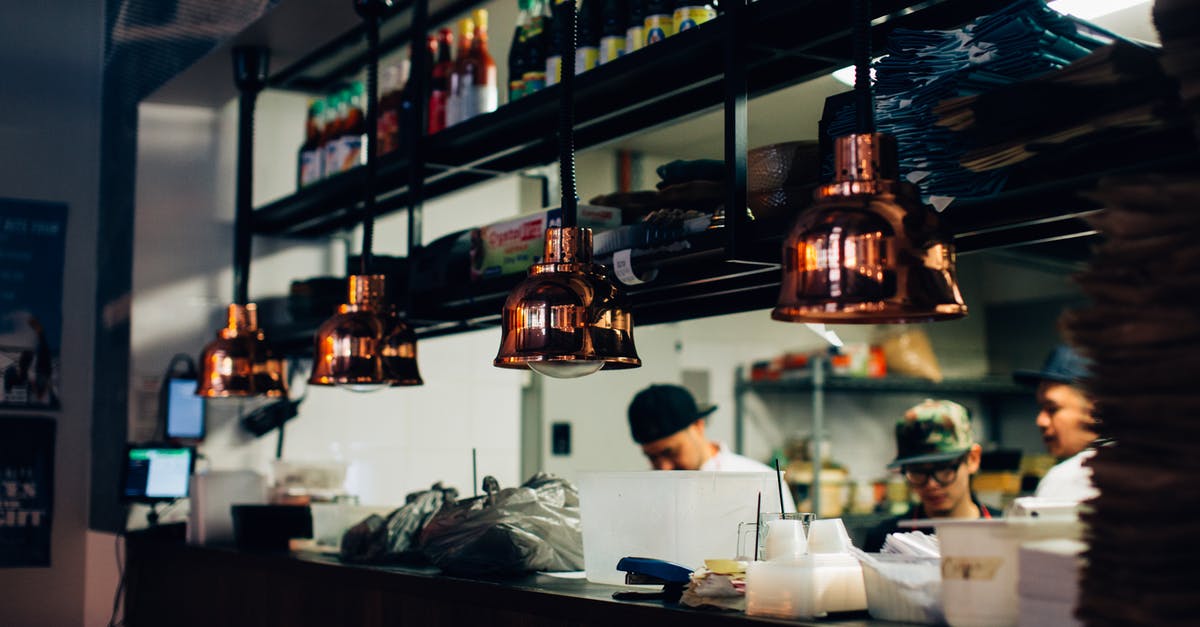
[309,0,423,390]
[197,47,287,398]
[772,0,966,324]
[494,0,641,377]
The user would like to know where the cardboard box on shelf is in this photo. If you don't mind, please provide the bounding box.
[475,205,622,280]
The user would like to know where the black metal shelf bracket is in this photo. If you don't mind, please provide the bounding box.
[723,0,749,263]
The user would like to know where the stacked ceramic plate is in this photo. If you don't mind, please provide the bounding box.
[1062,175,1200,626]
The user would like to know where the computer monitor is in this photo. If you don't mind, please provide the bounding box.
[164,377,205,441]
[121,445,195,503]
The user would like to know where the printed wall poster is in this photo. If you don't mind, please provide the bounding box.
[0,416,55,566]
[0,198,66,409]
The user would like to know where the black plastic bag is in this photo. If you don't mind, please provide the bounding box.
[417,473,584,576]
[340,482,457,564]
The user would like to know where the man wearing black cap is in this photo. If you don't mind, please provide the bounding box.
[1014,345,1100,502]
[627,383,780,473]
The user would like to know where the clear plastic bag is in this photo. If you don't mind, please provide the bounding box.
[340,482,457,564]
[417,473,584,576]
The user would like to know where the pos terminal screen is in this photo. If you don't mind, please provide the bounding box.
[165,378,205,441]
[122,446,194,502]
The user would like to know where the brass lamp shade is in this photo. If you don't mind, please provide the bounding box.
[197,303,287,397]
[381,306,423,386]
[772,133,967,324]
[494,227,641,378]
[309,274,422,390]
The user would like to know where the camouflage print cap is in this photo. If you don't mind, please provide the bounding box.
[888,399,975,469]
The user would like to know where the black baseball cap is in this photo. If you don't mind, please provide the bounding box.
[1013,345,1091,387]
[627,384,717,444]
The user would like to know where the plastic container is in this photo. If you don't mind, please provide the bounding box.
[923,518,1080,627]
[577,471,781,584]
[856,553,943,624]
[746,553,867,619]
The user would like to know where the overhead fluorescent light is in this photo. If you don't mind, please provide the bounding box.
[831,64,877,87]
[1047,0,1151,19]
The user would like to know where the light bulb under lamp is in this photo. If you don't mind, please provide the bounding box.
[528,360,606,379]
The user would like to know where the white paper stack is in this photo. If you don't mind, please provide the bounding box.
[1018,539,1085,627]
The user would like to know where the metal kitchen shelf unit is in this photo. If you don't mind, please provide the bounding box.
[250,0,1016,237]
[733,363,1028,515]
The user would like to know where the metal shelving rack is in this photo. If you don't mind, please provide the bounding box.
[733,362,1028,515]
[158,0,1197,350]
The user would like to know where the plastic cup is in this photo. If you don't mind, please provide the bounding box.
[807,518,852,554]
[764,519,808,561]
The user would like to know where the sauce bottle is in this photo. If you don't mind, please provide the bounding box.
[447,17,475,127]
[429,29,454,134]
[297,98,325,187]
[673,0,715,32]
[377,61,408,156]
[339,82,367,172]
[599,0,627,65]
[643,0,674,46]
[575,0,602,73]
[523,0,551,95]
[461,9,498,121]
[545,0,571,87]
[509,0,531,102]
[321,91,345,176]
[626,0,645,55]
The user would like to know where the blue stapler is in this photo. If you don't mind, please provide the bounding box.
[612,557,693,602]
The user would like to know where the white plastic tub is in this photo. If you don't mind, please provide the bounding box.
[922,518,1081,627]
[856,553,943,624]
[577,471,781,584]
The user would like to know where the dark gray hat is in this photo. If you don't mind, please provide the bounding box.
[1014,345,1091,387]
[627,384,716,444]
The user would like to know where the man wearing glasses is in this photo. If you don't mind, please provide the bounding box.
[862,399,1000,552]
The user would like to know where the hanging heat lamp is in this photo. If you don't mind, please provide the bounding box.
[771,0,966,324]
[494,0,640,378]
[197,46,288,398]
[309,0,423,390]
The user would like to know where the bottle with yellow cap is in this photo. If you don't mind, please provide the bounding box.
[460,9,498,121]
[447,16,475,126]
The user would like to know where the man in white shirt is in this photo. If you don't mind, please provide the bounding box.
[1014,346,1101,502]
[627,384,769,472]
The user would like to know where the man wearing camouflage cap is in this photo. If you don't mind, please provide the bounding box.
[862,399,1000,552]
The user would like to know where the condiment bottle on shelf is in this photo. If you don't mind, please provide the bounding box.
[509,0,531,102]
[673,0,715,32]
[377,61,409,156]
[297,98,325,188]
[461,9,498,122]
[321,90,345,176]
[523,0,551,95]
[339,82,367,172]
[447,17,475,127]
[546,0,571,87]
[599,0,627,65]
[430,28,454,134]
[626,0,645,55]
[576,0,602,73]
[643,0,674,46]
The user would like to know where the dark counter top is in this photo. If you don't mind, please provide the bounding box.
[124,535,920,627]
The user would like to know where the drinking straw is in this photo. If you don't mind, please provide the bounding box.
[773,458,786,513]
[754,491,762,562]
[472,448,478,498]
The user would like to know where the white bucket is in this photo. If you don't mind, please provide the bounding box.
[925,519,1080,627]
[577,471,780,584]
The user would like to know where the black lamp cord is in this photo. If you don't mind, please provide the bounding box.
[558,0,578,228]
[853,0,875,135]
[361,13,381,276]
[232,48,267,306]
